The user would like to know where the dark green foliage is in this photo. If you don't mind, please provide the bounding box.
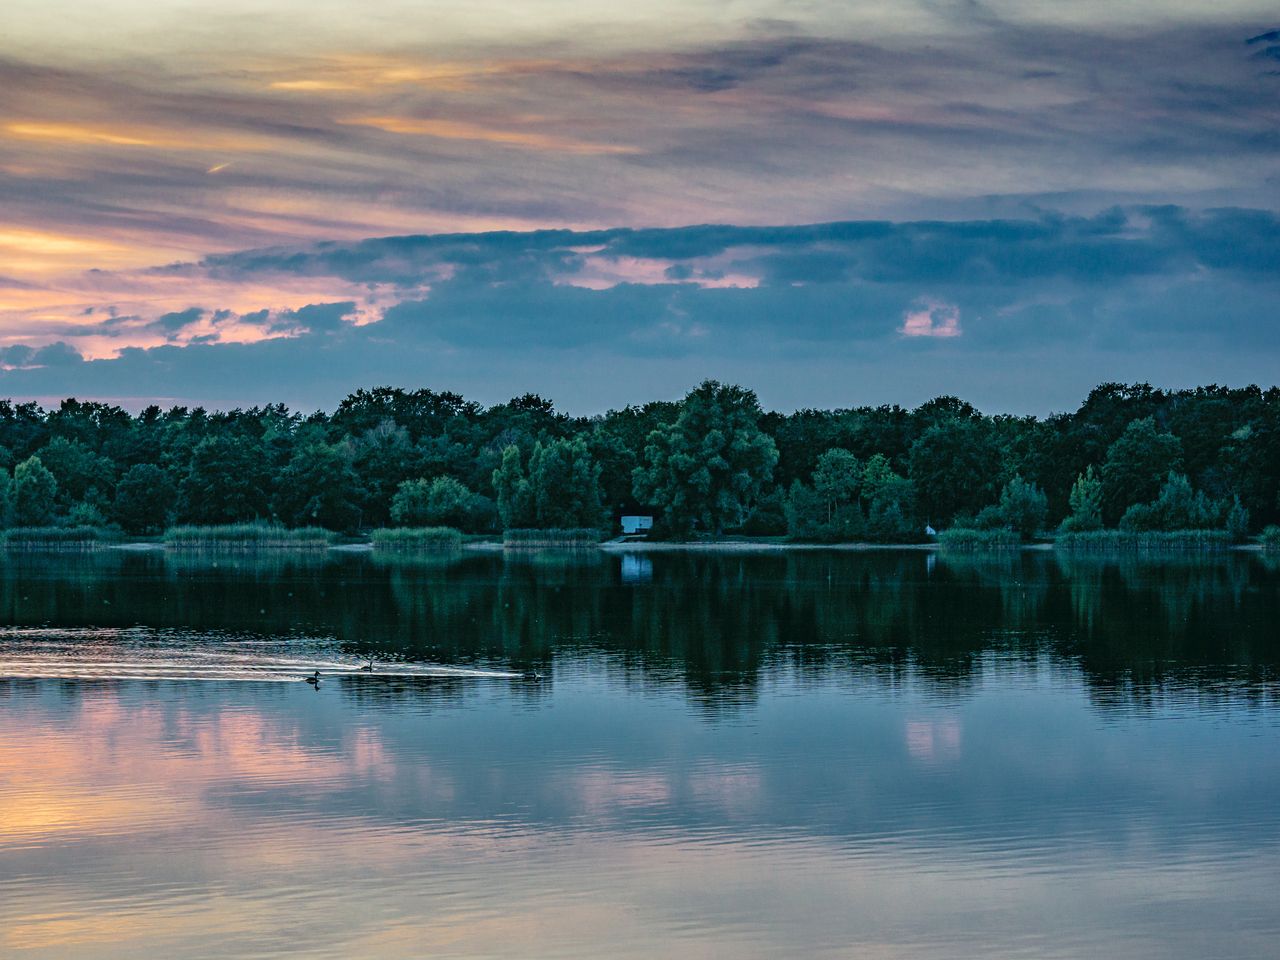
[271,442,362,533]
[493,445,535,529]
[1261,526,1280,551]
[812,448,861,522]
[0,471,11,528]
[1119,472,1223,533]
[390,477,493,532]
[1101,418,1183,525]
[490,439,602,531]
[529,437,605,529]
[12,456,57,526]
[1061,466,1103,533]
[998,475,1048,540]
[1225,497,1250,544]
[178,435,270,524]
[909,419,1001,524]
[113,464,176,534]
[737,486,788,536]
[36,436,114,509]
[0,380,1270,540]
[786,448,868,542]
[633,381,779,536]
[785,481,827,541]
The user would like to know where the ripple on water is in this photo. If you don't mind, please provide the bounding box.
[0,626,522,683]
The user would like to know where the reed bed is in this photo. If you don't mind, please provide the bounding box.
[1055,529,1233,552]
[163,523,337,549]
[1261,525,1280,552]
[936,528,1022,551]
[370,526,464,550]
[3,525,119,550]
[502,528,603,548]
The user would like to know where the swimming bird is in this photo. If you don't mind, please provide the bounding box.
[360,658,375,672]
[522,670,543,682]
[304,671,320,685]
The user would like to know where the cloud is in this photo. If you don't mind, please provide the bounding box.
[153,307,204,334]
[1,342,83,369]
[900,300,961,338]
[0,11,1278,290]
[0,206,1275,414]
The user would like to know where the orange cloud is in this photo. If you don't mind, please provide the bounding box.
[4,122,155,147]
[343,116,637,155]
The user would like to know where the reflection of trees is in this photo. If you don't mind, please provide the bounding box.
[0,548,1275,712]
[1050,551,1274,709]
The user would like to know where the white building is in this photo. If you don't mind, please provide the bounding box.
[620,515,654,535]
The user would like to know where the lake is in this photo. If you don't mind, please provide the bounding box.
[1,547,1278,959]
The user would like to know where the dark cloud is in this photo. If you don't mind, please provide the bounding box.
[153,308,204,334]
[185,207,1280,290]
[0,206,1275,414]
[281,302,356,333]
[1,342,84,368]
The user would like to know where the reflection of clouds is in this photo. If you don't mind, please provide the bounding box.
[688,763,763,817]
[0,687,400,847]
[576,766,672,813]
[905,717,962,763]
[0,671,1278,958]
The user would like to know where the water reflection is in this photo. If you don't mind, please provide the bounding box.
[0,549,1278,958]
[0,548,1275,711]
[1,661,1278,959]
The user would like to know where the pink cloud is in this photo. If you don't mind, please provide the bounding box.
[899,299,961,338]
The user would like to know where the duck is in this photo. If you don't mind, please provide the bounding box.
[360,658,375,672]
[522,670,544,682]
[303,671,321,685]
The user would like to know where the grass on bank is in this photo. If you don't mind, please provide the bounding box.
[503,528,603,547]
[1055,529,1233,551]
[936,528,1023,551]
[370,526,464,550]
[3,525,121,549]
[163,523,338,548]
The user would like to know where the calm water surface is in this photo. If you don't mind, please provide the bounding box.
[0,548,1278,959]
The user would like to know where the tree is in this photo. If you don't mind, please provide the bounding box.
[492,445,534,529]
[113,463,177,534]
[390,478,430,525]
[1119,472,1221,532]
[272,442,362,532]
[12,456,58,526]
[785,481,827,540]
[0,470,11,528]
[633,381,779,536]
[391,476,492,531]
[1062,466,1103,532]
[997,475,1048,540]
[528,437,605,528]
[812,448,861,524]
[178,435,271,524]
[1101,417,1183,524]
[1224,496,1250,543]
[908,419,1000,524]
[36,436,114,508]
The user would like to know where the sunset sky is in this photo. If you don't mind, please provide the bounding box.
[1,1,1277,412]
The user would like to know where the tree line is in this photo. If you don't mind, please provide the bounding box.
[0,380,1274,540]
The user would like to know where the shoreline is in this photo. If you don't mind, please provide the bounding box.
[92,539,1268,555]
